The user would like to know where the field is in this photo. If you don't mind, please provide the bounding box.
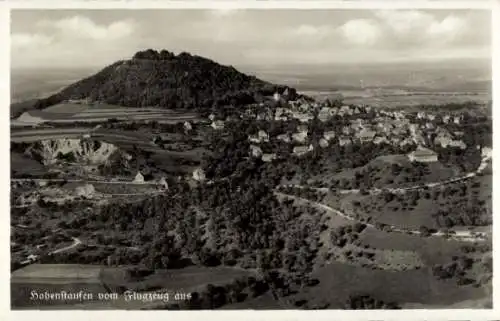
[303,88,491,109]
[357,227,466,266]
[11,264,255,309]
[287,261,489,309]
[11,103,202,127]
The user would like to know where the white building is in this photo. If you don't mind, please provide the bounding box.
[293,144,314,156]
[133,172,145,183]
[262,153,277,162]
[407,146,438,163]
[292,131,308,143]
[277,133,291,143]
[184,121,193,132]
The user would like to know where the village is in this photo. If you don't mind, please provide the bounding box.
[202,89,475,166]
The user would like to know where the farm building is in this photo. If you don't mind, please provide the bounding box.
[407,146,438,163]
[133,172,145,183]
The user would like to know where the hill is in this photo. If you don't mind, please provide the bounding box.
[31,49,297,111]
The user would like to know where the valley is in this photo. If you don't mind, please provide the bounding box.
[10,49,493,310]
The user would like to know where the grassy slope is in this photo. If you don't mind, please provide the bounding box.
[289,261,488,309]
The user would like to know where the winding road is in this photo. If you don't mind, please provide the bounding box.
[276,153,492,243]
[275,191,487,243]
[282,153,492,196]
[49,237,82,255]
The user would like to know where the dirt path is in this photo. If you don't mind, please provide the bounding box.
[274,191,488,243]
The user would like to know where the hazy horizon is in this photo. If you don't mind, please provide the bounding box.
[11,9,491,69]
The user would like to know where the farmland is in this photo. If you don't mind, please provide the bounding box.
[12,264,255,309]
[10,47,492,310]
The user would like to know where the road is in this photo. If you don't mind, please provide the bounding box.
[275,191,488,243]
[11,178,160,186]
[49,237,82,255]
[281,153,492,196]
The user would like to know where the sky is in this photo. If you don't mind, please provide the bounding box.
[10,9,492,70]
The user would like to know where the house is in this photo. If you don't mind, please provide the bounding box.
[373,136,389,145]
[273,92,281,102]
[481,147,492,158]
[193,168,206,182]
[211,120,225,130]
[319,138,329,148]
[297,124,308,133]
[262,153,277,162]
[443,115,451,123]
[277,133,291,143]
[342,126,352,136]
[27,254,39,262]
[248,130,269,143]
[407,146,438,163]
[338,137,352,146]
[293,144,314,156]
[184,121,193,132]
[358,129,376,143]
[293,112,313,123]
[133,172,145,184]
[274,108,289,121]
[292,131,308,143]
[399,138,413,148]
[158,177,169,190]
[340,105,351,114]
[323,131,336,141]
[318,107,335,121]
[249,145,263,158]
